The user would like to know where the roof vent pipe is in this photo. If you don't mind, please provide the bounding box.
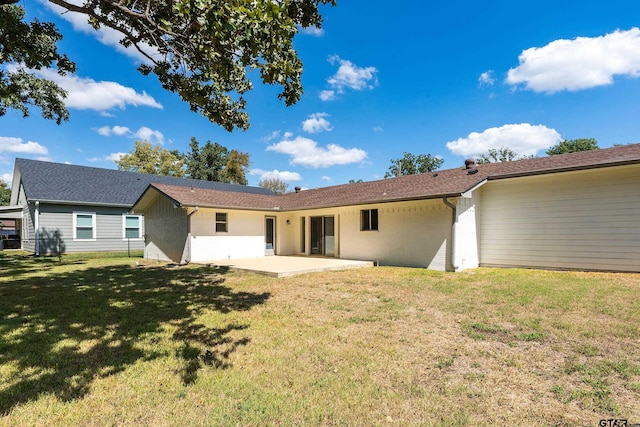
[464,159,476,169]
[294,186,301,193]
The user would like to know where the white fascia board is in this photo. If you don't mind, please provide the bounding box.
[461,179,488,198]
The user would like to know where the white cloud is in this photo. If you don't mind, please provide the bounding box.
[321,176,331,182]
[319,90,336,101]
[445,123,562,157]
[112,126,131,136]
[507,28,640,93]
[320,56,378,100]
[88,152,126,163]
[1,173,12,185]
[479,70,495,86]
[134,127,164,144]
[96,125,164,144]
[302,113,333,133]
[0,136,49,155]
[373,126,383,132]
[267,135,367,168]
[106,152,126,162]
[34,68,162,112]
[42,0,157,64]
[261,130,281,142]
[300,26,324,37]
[249,169,302,182]
[96,126,113,136]
[327,56,378,92]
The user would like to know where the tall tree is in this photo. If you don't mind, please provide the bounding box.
[185,137,249,184]
[0,3,75,123]
[0,180,10,206]
[185,138,227,181]
[258,177,288,195]
[117,140,185,176]
[385,152,444,178]
[223,150,250,185]
[1,0,334,130]
[475,147,533,164]
[546,138,599,155]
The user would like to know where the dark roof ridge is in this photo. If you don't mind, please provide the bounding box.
[14,157,274,206]
[14,157,270,191]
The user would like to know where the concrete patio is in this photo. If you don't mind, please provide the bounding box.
[195,256,374,278]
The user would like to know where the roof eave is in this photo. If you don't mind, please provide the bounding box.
[486,159,640,181]
[28,199,132,208]
[170,203,284,212]
[131,184,181,213]
[280,192,465,212]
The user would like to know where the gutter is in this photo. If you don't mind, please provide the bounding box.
[34,201,40,256]
[442,197,457,272]
[29,199,132,208]
[168,193,466,213]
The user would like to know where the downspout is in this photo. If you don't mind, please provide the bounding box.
[34,201,40,256]
[185,206,198,264]
[442,197,456,272]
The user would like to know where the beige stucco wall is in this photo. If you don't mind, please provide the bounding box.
[279,199,453,270]
[274,213,303,256]
[339,200,452,270]
[478,164,640,272]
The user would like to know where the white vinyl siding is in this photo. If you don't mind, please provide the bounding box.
[478,164,640,272]
[74,212,96,240]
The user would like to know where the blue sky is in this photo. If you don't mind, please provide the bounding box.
[3,0,640,189]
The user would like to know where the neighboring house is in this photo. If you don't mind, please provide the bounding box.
[133,144,640,272]
[7,159,274,255]
[0,219,16,237]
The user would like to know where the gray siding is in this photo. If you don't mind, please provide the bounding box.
[34,204,144,255]
[478,164,640,272]
[142,195,188,262]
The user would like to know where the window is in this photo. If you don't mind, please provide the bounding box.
[215,212,228,232]
[123,215,142,239]
[360,209,378,231]
[74,212,96,240]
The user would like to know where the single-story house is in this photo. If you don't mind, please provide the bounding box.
[6,158,274,255]
[133,143,640,272]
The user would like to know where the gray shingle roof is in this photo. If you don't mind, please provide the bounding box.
[15,158,274,206]
[137,143,640,211]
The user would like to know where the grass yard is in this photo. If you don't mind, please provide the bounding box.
[1,251,639,426]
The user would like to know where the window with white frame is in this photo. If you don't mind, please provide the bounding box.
[215,212,228,232]
[74,212,96,240]
[360,209,378,231]
[123,215,142,239]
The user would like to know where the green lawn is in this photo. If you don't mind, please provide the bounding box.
[1,251,639,426]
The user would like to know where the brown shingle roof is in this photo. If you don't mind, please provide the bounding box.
[138,143,640,212]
